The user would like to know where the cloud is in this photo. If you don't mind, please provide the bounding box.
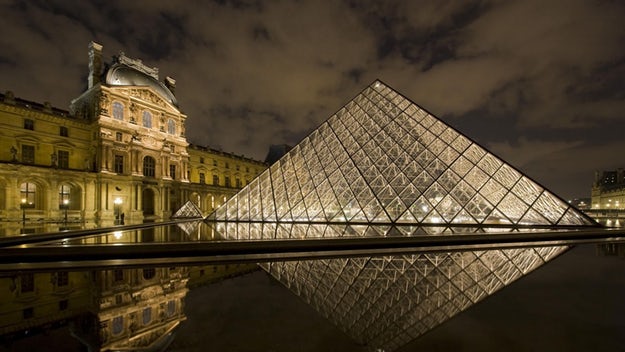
[488,138,625,198]
[0,0,623,197]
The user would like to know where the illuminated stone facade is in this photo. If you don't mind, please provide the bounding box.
[0,271,91,336]
[71,267,189,351]
[0,42,265,227]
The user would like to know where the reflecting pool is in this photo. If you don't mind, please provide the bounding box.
[0,222,624,351]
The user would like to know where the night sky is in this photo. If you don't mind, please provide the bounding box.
[1,1,624,199]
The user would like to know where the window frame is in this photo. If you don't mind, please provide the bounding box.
[142,110,152,128]
[167,118,176,135]
[20,182,36,206]
[112,102,124,120]
[24,118,34,130]
[59,184,70,207]
[58,150,69,169]
[114,154,124,174]
[169,164,176,180]
[143,156,156,177]
[22,144,35,164]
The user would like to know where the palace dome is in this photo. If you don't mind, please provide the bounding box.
[105,63,178,107]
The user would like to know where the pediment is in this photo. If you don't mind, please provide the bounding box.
[109,86,180,113]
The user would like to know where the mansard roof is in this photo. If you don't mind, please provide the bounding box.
[105,53,178,108]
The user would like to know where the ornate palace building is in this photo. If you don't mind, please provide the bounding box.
[0,42,265,226]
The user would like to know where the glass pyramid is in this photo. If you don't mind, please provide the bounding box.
[172,200,203,219]
[206,80,599,351]
[211,80,595,227]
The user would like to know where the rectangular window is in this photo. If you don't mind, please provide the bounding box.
[59,300,68,311]
[213,175,219,186]
[246,167,249,173]
[116,132,122,142]
[225,162,229,169]
[114,155,124,174]
[23,307,34,319]
[199,173,205,184]
[236,165,240,171]
[170,164,176,180]
[22,145,35,164]
[56,272,69,287]
[200,157,204,164]
[236,178,241,188]
[213,159,217,166]
[21,274,34,293]
[58,150,69,169]
[225,176,231,187]
[60,126,68,137]
[113,269,124,282]
[24,118,34,130]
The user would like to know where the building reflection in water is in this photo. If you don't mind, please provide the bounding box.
[0,266,188,351]
[0,222,253,351]
[70,267,188,351]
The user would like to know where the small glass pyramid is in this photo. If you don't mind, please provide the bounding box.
[211,80,595,228]
[171,200,203,219]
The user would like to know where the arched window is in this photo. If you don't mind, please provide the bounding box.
[59,184,70,208]
[167,118,176,135]
[143,156,156,177]
[20,182,36,207]
[112,102,124,120]
[142,110,152,128]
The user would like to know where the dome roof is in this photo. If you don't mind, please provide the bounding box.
[105,64,178,107]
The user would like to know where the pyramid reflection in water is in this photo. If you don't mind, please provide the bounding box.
[208,222,567,351]
[208,80,598,351]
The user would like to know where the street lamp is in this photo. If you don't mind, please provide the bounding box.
[114,197,123,225]
[20,198,26,223]
[62,199,69,223]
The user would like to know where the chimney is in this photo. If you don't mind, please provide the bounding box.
[88,41,103,89]
[165,76,176,95]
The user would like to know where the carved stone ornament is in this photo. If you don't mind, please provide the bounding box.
[129,89,166,107]
[99,93,110,108]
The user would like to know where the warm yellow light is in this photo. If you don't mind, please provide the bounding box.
[21,198,26,204]
[114,197,123,205]
[113,231,123,239]
[63,199,69,205]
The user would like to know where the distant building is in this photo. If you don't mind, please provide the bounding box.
[0,42,266,229]
[591,168,625,210]
[568,198,590,210]
[264,144,293,165]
